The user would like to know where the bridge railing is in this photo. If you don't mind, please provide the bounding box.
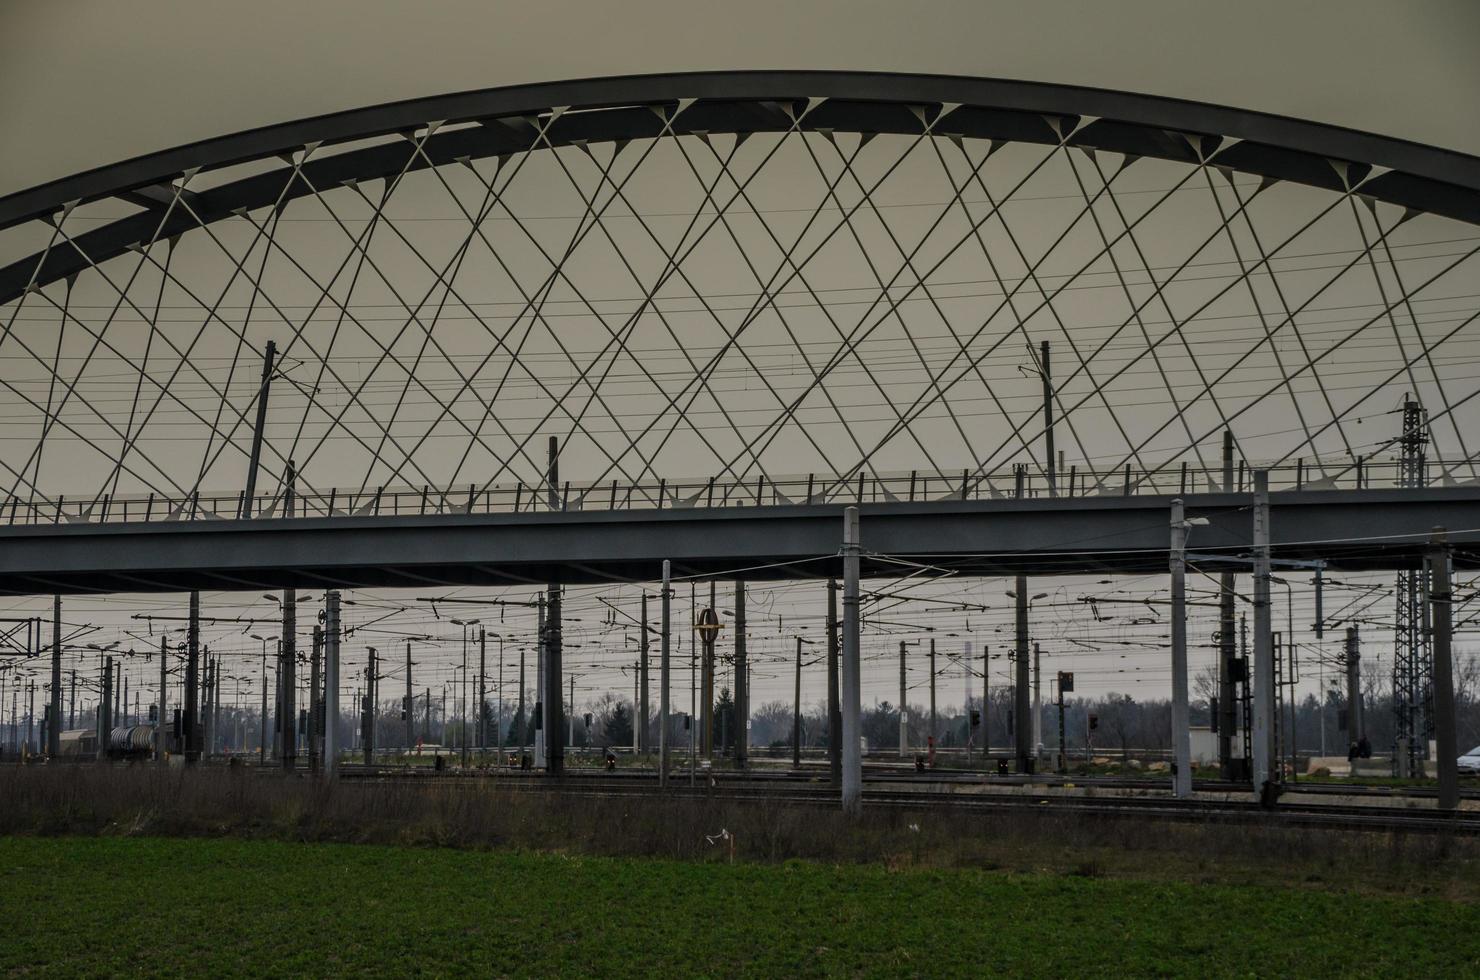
[0,457,1468,527]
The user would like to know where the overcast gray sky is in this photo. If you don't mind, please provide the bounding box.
[2,0,1479,198]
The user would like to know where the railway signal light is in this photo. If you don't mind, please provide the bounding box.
[1088,713,1099,731]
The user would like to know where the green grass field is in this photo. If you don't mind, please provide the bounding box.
[2,836,1477,977]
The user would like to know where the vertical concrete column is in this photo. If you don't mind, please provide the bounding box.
[841,507,862,814]
[1218,430,1237,777]
[734,580,748,769]
[158,635,168,763]
[184,591,200,763]
[534,595,545,769]
[1430,529,1459,810]
[98,655,113,761]
[1344,627,1363,748]
[898,641,908,758]
[309,626,322,771]
[929,638,938,746]
[1170,498,1192,798]
[281,590,296,771]
[544,585,563,775]
[826,579,841,785]
[1251,471,1275,798]
[322,591,339,774]
[659,560,671,789]
[1014,575,1031,774]
[639,592,649,753]
[48,596,60,757]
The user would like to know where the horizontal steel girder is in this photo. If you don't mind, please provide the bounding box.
[0,487,1476,595]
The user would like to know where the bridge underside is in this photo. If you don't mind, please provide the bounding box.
[1,488,1475,594]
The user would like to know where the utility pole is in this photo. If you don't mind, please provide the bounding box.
[241,340,276,518]
[259,641,268,764]
[535,596,545,768]
[1014,575,1031,774]
[48,596,60,757]
[639,591,650,753]
[1251,470,1275,799]
[827,578,841,785]
[1218,430,1237,778]
[929,638,938,747]
[1032,641,1042,760]
[841,507,862,813]
[659,560,671,789]
[281,590,296,771]
[1170,498,1192,798]
[157,636,167,762]
[406,639,415,753]
[898,641,908,758]
[98,655,112,760]
[701,582,715,757]
[793,636,804,769]
[545,585,563,775]
[518,640,526,757]
[363,646,376,766]
[1430,529,1459,810]
[734,580,748,769]
[478,629,486,753]
[309,625,322,771]
[1343,627,1363,751]
[184,591,201,763]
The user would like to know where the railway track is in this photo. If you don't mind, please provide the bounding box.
[321,764,1480,836]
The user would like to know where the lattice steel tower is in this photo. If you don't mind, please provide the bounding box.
[1392,396,1432,775]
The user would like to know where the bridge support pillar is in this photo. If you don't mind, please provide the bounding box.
[1430,529,1459,810]
[1170,499,1192,798]
[841,507,862,814]
[1251,471,1275,800]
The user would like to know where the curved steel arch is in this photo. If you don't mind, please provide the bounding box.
[3,70,1480,304]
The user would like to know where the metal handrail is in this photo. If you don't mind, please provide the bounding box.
[1,457,1470,527]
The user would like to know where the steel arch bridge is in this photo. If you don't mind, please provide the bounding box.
[1,71,1479,592]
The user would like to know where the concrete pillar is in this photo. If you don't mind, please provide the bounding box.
[1430,529,1459,810]
[1169,498,1192,798]
[659,560,671,789]
[309,626,322,770]
[929,638,938,745]
[1251,471,1275,798]
[281,590,296,771]
[1344,627,1363,747]
[841,507,862,813]
[98,655,112,760]
[184,591,201,763]
[898,641,908,758]
[701,582,715,756]
[157,635,168,762]
[827,579,841,785]
[534,596,545,768]
[48,596,60,757]
[1014,575,1031,774]
[544,585,563,774]
[792,636,803,768]
[1218,430,1237,778]
[639,592,649,753]
[734,580,748,768]
[323,592,339,775]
